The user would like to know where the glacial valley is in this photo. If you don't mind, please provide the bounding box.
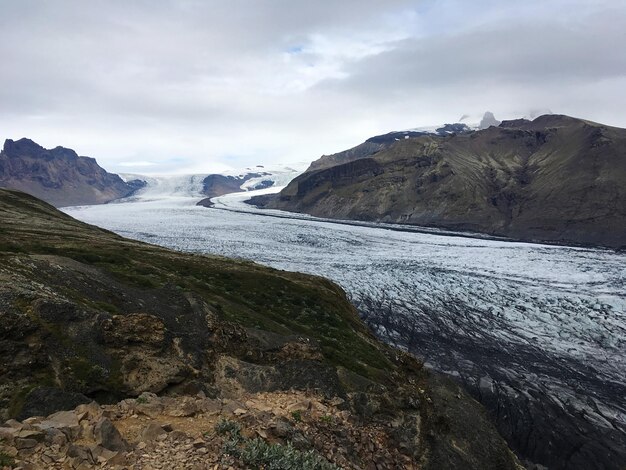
[65,179,626,470]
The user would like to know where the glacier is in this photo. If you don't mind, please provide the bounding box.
[64,179,626,469]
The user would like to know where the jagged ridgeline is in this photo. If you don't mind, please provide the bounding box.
[0,138,146,207]
[0,189,520,469]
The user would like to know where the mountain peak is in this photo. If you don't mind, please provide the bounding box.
[3,137,45,156]
[0,137,144,206]
[531,113,580,126]
[479,111,500,129]
[2,138,82,161]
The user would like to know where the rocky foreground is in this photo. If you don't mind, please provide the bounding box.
[0,389,442,470]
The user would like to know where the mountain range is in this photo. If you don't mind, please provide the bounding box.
[0,138,303,208]
[252,114,626,248]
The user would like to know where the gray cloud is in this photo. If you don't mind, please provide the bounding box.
[0,0,624,173]
[323,15,626,91]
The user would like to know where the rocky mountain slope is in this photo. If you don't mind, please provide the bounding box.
[0,138,145,207]
[307,123,472,172]
[201,172,273,199]
[255,115,626,248]
[0,188,521,469]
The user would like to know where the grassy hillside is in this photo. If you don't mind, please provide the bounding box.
[0,189,389,382]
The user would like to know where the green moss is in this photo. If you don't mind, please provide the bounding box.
[12,297,31,315]
[66,357,107,387]
[103,264,162,289]
[6,371,55,418]
[92,301,118,314]
[0,451,15,467]
[319,414,333,424]
[103,357,125,391]
[171,264,392,378]
[189,262,388,378]
[0,241,25,253]
[24,309,73,349]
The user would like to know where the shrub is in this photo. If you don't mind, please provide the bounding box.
[215,418,242,438]
[217,421,339,470]
[239,438,339,470]
[320,414,333,424]
[222,436,242,458]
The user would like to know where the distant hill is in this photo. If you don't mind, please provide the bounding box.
[201,172,272,198]
[252,115,626,248]
[0,138,145,207]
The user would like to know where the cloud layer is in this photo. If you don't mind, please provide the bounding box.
[1,0,625,173]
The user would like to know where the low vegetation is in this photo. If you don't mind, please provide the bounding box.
[0,451,15,467]
[215,419,339,470]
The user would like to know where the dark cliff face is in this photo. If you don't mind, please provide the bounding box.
[202,172,269,197]
[258,115,626,248]
[0,188,521,469]
[201,174,248,198]
[0,138,145,207]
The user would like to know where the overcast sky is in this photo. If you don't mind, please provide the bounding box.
[1,0,625,174]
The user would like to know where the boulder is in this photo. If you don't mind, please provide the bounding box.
[140,423,167,442]
[74,402,103,422]
[66,443,95,468]
[0,426,19,445]
[164,397,199,417]
[14,437,38,450]
[269,418,294,439]
[36,410,81,439]
[93,418,129,452]
[197,398,222,415]
[40,427,68,447]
